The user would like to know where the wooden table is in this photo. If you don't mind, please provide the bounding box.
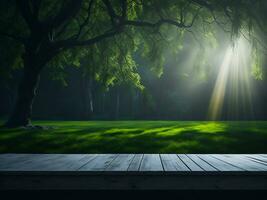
[1,154,267,190]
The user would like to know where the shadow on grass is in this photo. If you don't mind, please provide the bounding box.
[0,121,267,153]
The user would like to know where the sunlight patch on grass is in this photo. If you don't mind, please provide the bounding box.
[192,122,227,133]
[1,120,267,153]
[155,127,188,136]
[142,127,176,135]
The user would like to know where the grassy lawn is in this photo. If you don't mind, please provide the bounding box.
[1,120,267,153]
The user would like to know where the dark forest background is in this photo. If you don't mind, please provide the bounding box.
[1,53,267,121]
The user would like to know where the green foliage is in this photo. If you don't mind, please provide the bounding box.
[251,47,264,80]
[1,0,267,88]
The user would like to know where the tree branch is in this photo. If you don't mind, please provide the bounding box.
[52,29,122,50]
[43,0,83,32]
[125,16,198,29]
[73,0,95,40]
[102,0,119,26]
[51,1,203,53]
[191,0,213,10]
[120,0,127,20]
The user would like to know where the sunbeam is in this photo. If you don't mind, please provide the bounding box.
[208,36,253,120]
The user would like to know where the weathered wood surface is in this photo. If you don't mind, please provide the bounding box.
[2,154,267,172]
[1,154,267,190]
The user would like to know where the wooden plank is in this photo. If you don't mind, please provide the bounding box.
[160,154,189,171]
[127,154,143,171]
[178,154,204,171]
[139,154,163,171]
[231,154,267,170]
[198,154,243,171]
[0,154,30,161]
[259,154,267,158]
[244,155,267,164]
[257,155,267,161]
[26,154,93,171]
[234,155,267,168]
[105,154,135,171]
[0,154,35,169]
[79,154,118,171]
[186,154,217,171]
[212,155,267,171]
[237,155,267,168]
[0,154,97,171]
[243,154,267,160]
[1,154,267,173]
[50,154,97,171]
[0,154,63,171]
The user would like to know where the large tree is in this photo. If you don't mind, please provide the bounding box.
[0,0,265,127]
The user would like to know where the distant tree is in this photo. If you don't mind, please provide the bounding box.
[0,0,265,127]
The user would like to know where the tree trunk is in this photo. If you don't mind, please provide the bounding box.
[5,61,41,128]
[88,78,94,116]
[115,87,120,119]
[82,75,94,119]
[102,93,105,113]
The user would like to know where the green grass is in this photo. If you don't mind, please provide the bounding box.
[1,121,267,153]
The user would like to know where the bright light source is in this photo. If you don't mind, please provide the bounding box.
[207,36,253,120]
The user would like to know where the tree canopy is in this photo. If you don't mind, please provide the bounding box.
[0,0,267,127]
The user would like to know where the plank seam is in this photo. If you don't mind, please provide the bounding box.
[210,155,247,171]
[196,155,219,171]
[76,154,97,171]
[103,154,120,171]
[185,154,205,171]
[245,156,267,167]
[176,154,191,171]
[137,154,144,171]
[126,154,138,171]
[159,154,165,171]
[245,155,267,163]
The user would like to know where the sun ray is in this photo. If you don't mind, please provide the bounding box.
[207,36,254,120]
[207,46,233,120]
